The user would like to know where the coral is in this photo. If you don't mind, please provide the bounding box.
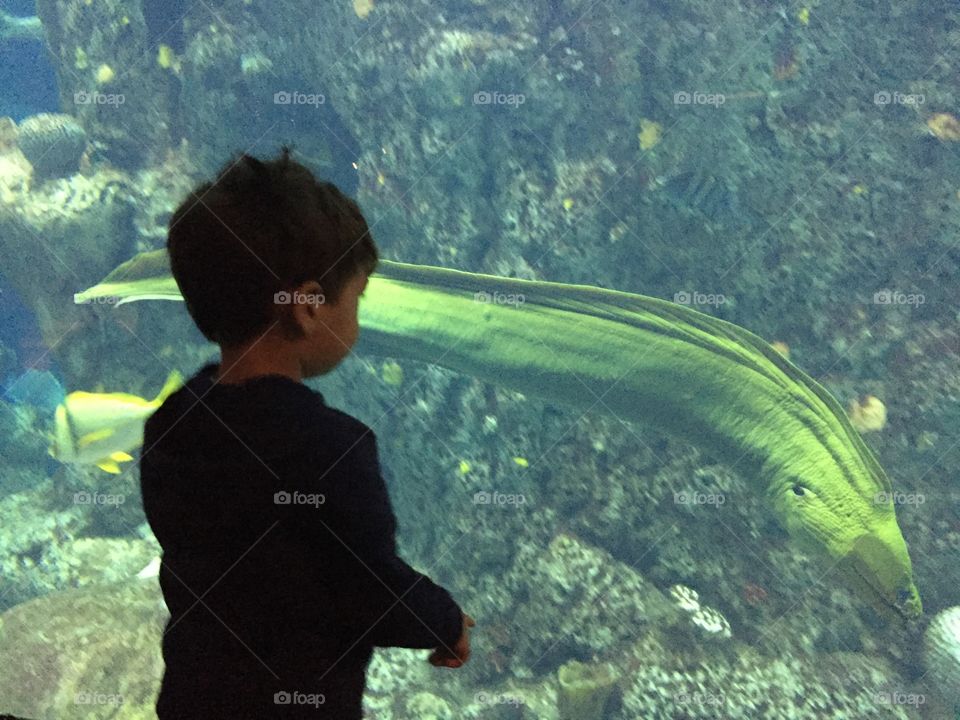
[0,399,48,470]
[353,0,375,19]
[405,691,453,720]
[924,605,960,708]
[49,536,159,587]
[638,118,663,151]
[95,63,115,84]
[669,584,703,612]
[741,582,769,607]
[0,481,87,611]
[770,340,791,359]
[621,648,913,719]
[239,50,273,77]
[381,359,404,386]
[459,680,559,720]
[156,44,181,75]
[690,606,732,639]
[848,395,887,433]
[556,660,618,720]
[0,154,31,201]
[35,0,176,169]
[669,584,733,639]
[507,533,676,667]
[0,472,161,611]
[363,647,455,718]
[927,112,960,142]
[16,113,87,181]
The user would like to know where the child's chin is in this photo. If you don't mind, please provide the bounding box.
[303,358,338,378]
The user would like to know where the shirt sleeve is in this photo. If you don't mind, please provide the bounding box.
[311,424,464,651]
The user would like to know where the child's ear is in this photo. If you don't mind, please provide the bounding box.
[304,280,326,309]
[275,280,324,338]
[290,280,328,327]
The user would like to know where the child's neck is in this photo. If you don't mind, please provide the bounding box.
[215,347,302,385]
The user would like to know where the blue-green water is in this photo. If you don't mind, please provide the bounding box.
[0,1,959,718]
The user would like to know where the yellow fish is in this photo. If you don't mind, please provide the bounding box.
[50,370,183,473]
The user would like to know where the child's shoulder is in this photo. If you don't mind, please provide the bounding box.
[314,403,376,447]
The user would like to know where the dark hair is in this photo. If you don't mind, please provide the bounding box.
[167,147,378,346]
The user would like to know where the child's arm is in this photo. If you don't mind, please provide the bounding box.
[308,425,465,653]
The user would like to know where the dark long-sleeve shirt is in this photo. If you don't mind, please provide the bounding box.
[140,362,462,719]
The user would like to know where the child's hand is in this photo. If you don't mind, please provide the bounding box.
[428,613,475,668]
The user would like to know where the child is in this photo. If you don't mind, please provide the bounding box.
[140,148,474,719]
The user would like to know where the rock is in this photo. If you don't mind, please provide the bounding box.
[509,533,676,668]
[924,605,960,708]
[0,166,138,386]
[0,116,17,151]
[0,579,167,719]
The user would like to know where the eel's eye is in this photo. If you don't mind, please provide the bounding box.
[792,484,806,496]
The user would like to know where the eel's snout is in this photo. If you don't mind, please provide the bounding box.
[846,531,923,620]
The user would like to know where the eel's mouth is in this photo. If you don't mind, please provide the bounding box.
[840,544,922,622]
[847,563,900,620]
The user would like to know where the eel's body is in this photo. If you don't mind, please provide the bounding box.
[75,250,922,619]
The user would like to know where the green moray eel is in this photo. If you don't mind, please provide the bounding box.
[75,250,922,620]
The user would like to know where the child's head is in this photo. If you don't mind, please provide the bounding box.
[167,148,378,377]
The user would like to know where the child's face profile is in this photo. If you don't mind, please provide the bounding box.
[295,270,369,378]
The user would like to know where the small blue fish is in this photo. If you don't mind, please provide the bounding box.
[3,368,66,413]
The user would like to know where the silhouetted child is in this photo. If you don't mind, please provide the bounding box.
[141,149,474,719]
